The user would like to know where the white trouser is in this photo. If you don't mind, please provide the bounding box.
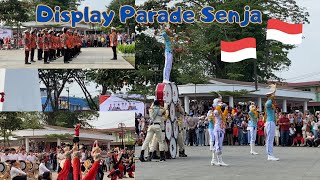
[249,127,257,145]
[141,124,165,152]
[266,121,275,156]
[208,128,215,151]
[204,129,210,146]
[213,128,224,154]
[163,51,173,82]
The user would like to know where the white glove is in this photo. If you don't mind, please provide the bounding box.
[163,103,168,109]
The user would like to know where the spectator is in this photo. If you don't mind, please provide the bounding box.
[293,133,304,146]
[289,124,296,146]
[233,124,239,145]
[305,131,315,147]
[279,112,290,146]
[257,114,265,146]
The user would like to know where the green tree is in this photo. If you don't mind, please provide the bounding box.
[136,0,310,83]
[0,113,23,146]
[106,0,135,33]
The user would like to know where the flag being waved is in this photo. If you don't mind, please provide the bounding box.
[221,38,257,63]
[266,19,303,45]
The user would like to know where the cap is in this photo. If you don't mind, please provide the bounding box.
[23,30,29,33]
[111,27,116,30]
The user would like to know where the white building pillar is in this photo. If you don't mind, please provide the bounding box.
[257,97,262,112]
[107,141,111,150]
[184,96,190,114]
[304,101,308,111]
[25,138,29,152]
[228,96,234,108]
[282,99,287,113]
[57,138,61,146]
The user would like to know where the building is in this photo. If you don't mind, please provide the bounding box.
[178,78,316,113]
[97,127,136,147]
[40,88,90,112]
[286,81,320,111]
[12,125,115,152]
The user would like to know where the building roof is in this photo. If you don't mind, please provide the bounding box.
[12,125,115,142]
[178,78,316,101]
[286,81,320,88]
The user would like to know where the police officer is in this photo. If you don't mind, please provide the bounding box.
[23,30,31,64]
[139,100,168,162]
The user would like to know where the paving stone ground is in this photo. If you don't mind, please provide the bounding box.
[135,145,320,180]
[0,48,134,69]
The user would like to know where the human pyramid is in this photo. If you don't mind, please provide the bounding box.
[138,24,281,166]
[22,28,82,65]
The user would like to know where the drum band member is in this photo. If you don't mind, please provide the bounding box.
[37,32,43,60]
[139,100,168,162]
[42,29,50,64]
[30,29,37,62]
[38,155,51,180]
[207,109,217,165]
[23,30,31,65]
[57,144,75,180]
[110,27,117,60]
[72,151,81,180]
[83,141,103,180]
[1,148,10,162]
[265,84,280,161]
[212,96,229,166]
[176,102,187,157]
[10,160,27,180]
[248,102,259,155]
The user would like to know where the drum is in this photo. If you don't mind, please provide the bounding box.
[173,121,179,139]
[171,82,179,104]
[165,120,172,140]
[169,103,175,121]
[0,162,8,175]
[19,160,26,171]
[156,83,172,105]
[169,138,177,159]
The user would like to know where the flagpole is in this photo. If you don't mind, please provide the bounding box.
[254,58,258,91]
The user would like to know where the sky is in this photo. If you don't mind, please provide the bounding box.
[68,0,320,97]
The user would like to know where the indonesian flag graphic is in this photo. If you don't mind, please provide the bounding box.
[221,38,257,63]
[266,19,303,45]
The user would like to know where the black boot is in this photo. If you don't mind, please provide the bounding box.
[165,151,171,159]
[152,151,160,159]
[139,150,145,162]
[160,151,166,162]
[179,150,188,157]
[147,152,153,161]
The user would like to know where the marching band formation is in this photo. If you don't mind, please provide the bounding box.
[22,28,82,65]
[0,124,135,180]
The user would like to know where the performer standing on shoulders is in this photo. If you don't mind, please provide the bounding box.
[248,103,259,155]
[139,100,168,162]
[212,96,229,166]
[160,27,174,83]
[265,84,280,161]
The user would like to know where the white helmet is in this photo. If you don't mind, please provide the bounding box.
[213,98,222,108]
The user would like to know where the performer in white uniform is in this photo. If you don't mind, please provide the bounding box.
[161,28,174,83]
[248,103,259,155]
[212,97,229,166]
[139,100,168,162]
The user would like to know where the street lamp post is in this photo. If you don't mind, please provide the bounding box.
[118,123,126,149]
[66,87,70,111]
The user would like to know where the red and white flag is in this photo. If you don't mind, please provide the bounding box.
[266,19,303,45]
[221,38,257,63]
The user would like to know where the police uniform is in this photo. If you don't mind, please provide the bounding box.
[176,103,187,157]
[23,30,31,64]
[48,30,55,61]
[139,101,167,162]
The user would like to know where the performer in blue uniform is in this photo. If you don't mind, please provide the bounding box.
[161,28,173,83]
[265,85,280,161]
[248,103,259,155]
